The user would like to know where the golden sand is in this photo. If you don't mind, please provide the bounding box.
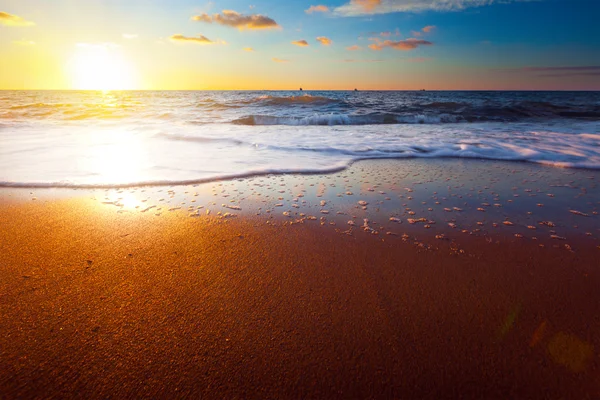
[1,159,599,398]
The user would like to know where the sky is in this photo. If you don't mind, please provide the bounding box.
[1,0,599,90]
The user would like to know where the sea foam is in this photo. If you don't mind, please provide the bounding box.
[0,90,599,187]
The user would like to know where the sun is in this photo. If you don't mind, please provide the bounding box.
[68,44,137,90]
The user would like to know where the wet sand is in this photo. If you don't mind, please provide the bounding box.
[1,159,599,398]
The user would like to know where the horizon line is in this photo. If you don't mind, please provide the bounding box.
[1,89,599,92]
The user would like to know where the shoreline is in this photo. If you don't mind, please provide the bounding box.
[2,156,600,190]
[1,158,599,398]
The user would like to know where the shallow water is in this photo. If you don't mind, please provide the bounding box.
[7,158,598,251]
[1,90,599,187]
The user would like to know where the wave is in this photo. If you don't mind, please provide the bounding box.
[195,96,340,110]
[5,95,599,124]
[245,94,340,106]
[3,129,599,188]
[0,164,351,189]
[232,113,461,126]
[2,151,598,189]
[394,101,600,122]
[231,100,600,126]
[156,132,246,146]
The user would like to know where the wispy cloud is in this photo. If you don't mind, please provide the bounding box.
[335,0,532,16]
[412,25,436,36]
[243,47,255,52]
[520,66,600,72]
[292,39,309,47]
[316,36,333,46]
[351,0,383,13]
[170,34,216,45]
[369,38,433,50]
[122,34,138,39]
[272,58,290,63]
[0,11,35,26]
[13,39,35,46]
[346,45,362,51]
[501,66,600,78]
[192,10,280,30]
[539,72,600,78]
[305,5,330,14]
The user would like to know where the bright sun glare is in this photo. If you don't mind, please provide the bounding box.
[69,44,137,90]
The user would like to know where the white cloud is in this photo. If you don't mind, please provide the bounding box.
[169,34,216,45]
[368,37,432,50]
[192,10,280,30]
[305,5,330,13]
[335,0,535,16]
[316,36,332,45]
[292,40,309,47]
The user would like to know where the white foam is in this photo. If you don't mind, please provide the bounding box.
[1,97,600,188]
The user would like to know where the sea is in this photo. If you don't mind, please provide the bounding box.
[1,90,599,187]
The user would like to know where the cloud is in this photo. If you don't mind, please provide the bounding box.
[503,66,600,78]
[500,66,600,74]
[411,25,436,37]
[335,0,532,16]
[369,38,432,50]
[170,34,215,45]
[122,34,138,39]
[316,36,332,45]
[0,11,35,26]
[272,58,289,63]
[305,5,330,13]
[346,45,362,51]
[292,40,309,47]
[351,0,383,12]
[538,72,600,78]
[519,66,600,72]
[192,10,280,30]
[243,47,255,52]
[13,39,35,46]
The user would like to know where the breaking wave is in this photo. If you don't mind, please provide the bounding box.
[1,90,600,187]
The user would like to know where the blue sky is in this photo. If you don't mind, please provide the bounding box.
[1,0,599,89]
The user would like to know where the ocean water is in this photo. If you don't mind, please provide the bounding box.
[1,90,599,187]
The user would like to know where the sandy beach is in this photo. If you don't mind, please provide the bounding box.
[1,159,599,398]
[2,0,599,396]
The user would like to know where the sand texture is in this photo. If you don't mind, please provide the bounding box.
[1,159,599,398]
